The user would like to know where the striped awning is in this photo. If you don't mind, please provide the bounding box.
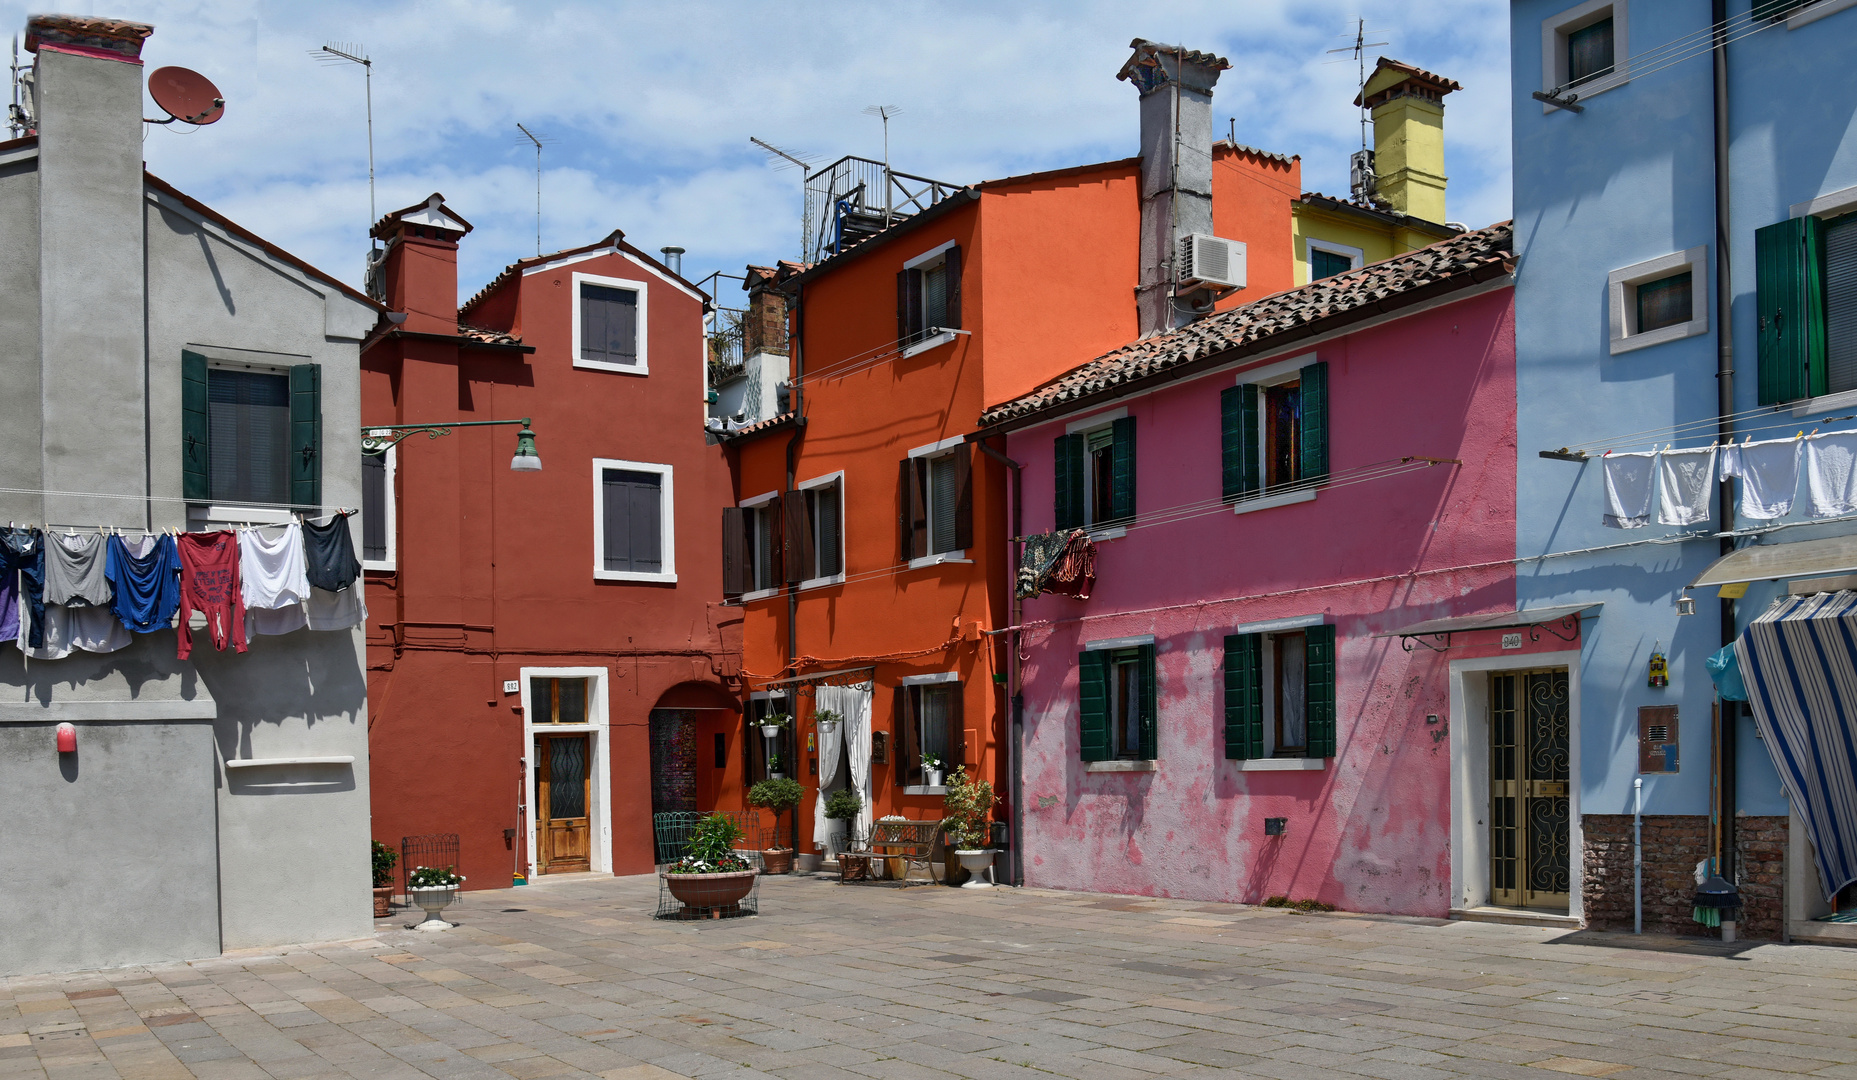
[1737,590,1857,902]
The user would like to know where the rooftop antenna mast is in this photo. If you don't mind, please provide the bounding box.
[8,35,34,138]
[750,136,820,258]
[516,123,554,257]
[861,105,901,226]
[313,42,376,246]
[1326,19,1389,202]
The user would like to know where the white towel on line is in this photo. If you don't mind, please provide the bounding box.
[1602,451,1656,529]
[1720,439,1804,520]
[1806,432,1857,518]
[1656,446,1718,526]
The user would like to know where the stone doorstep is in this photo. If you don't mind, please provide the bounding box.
[1450,906,1582,929]
[1787,920,1857,947]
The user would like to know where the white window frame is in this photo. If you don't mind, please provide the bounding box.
[592,458,675,583]
[1066,407,1129,540]
[906,435,969,567]
[1786,0,1857,29]
[1231,352,1320,514]
[521,666,612,877]
[572,271,649,375]
[1304,238,1363,284]
[193,355,302,528]
[902,240,959,358]
[1606,246,1708,355]
[797,470,846,590]
[739,489,781,600]
[1540,0,1629,112]
[361,442,396,571]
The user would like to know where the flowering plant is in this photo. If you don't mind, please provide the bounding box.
[407,865,464,888]
[920,753,943,771]
[756,713,792,731]
[666,813,753,875]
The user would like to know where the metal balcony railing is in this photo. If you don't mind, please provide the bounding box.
[803,155,961,263]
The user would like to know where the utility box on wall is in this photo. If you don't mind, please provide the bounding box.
[1638,705,1679,773]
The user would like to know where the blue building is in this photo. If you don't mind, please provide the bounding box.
[1505,0,1857,941]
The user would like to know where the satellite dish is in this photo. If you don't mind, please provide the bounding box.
[148,66,224,125]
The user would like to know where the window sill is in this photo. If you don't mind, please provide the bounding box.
[198,504,295,526]
[362,561,396,573]
[1541,72,1626,114]
[1087,760,1157,773]
[1790,0,1857,28]
[1232,758,1327,771]
[740,586,780,602]
[573,357,649,376]
[902,786,947,796]
[1609,317,1707,355]
[902,330,957,359]
[1231,488,1317,516]
[594,569,676,584]
[908,552,971,570]
[1791,388,1857,418]
[800,573,845,591]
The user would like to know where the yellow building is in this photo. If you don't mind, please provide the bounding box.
[1292,58,1462,285]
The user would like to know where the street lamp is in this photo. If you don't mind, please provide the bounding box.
[361,417,542,471]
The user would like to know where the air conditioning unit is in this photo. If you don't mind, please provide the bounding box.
[1178,234,1246,293]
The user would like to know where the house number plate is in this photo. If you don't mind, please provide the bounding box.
[1501,632,1523,649]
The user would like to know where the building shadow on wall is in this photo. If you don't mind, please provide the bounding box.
[0,632,207,708]
[193,627,367,764]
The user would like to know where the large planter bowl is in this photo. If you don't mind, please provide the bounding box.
[408,885,457,930]
[372,886,393,918]
[761,848,794,875]
[955,849,996,889]
[663,869,756,912]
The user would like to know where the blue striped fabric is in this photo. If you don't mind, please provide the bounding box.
[1737,590,1857,902]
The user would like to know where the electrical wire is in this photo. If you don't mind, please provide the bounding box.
[1547,5,1790,103]
[1551,405,1857,456]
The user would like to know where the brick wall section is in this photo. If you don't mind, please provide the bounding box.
[1735,813,1788,941]
[745,288,788,357]
[1583,813,1788,939]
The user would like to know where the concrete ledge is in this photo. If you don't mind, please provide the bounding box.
[1233,758,1326,771]
[224,756,354,769]
[1450,906,1580,929]
[0,699,217,722]
[1789,920,1857,947]
[1087,760,1158,773]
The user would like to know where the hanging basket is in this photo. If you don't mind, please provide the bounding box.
[759,724,783,738]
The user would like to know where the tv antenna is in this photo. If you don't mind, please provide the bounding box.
[8,36,34,138]
[861,105,901,225]
[313,42,377,245]
[750,136,820,256]
[516,123,554,257]
[1325,19,1390,153]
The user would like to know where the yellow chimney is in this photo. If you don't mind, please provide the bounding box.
[1354,58,1460,224]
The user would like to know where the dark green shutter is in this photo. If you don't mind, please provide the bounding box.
[289,363,322,509]
[1137,643,1158,761]
[182,350,209,501]
[1223,633,1263,760]
[1054,434,1084,531]
[1305,624,1337,758]
[1756,217,1827,405]
[1078,650,1109,762]
[1221,384,1260,501]
[1299,361,1329,484]
[1110,416,1136,524]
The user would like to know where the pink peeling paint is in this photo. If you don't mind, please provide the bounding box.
[1004,287,1535,916]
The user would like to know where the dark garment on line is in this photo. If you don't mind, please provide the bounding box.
[177,530,245,658]
[44,531,112,607]
[1016,528,1096,600]
[2,528,45,648]
[303,513,360,593]
[107,534,181,634]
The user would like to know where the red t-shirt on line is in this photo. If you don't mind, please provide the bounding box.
[177,531,246,658]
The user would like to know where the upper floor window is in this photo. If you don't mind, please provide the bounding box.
[593,459,675,583]
[1224,623,1336,760]
[792,474,844,586]
[1608,246,1708,356]
[1566,16,1613,85]
[898,241,962,356]
[1079,642,1156,762]
[182,351,321,511]
[574,273,649,375]
[1307,239,1362,283]
[1541,2,1628,107]
[1055,414,1135,533]
[1223,358,1328,510]
[900,440,972,564]
[722,492,783,600]
[361,445,395,570]
[1756,206,1857,404]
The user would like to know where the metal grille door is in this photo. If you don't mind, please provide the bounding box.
[1490,669,1571,910]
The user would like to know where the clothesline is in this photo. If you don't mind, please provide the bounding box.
[1543,405,1857,459]
[0,482,359,516]
[1600,431,1857,529]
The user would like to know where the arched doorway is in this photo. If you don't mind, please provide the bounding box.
[648,682,740,860]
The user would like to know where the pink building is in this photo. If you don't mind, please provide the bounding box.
[976,223,1540,915]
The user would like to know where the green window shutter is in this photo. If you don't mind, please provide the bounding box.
[1110,416,1136,524]
[1078,649,1109,762]
[1756,217,1828,405]
[1221,384,1260,501]
[1299,361,1329,484]
[1305,624,1337,758]
[182,350,209,501]
[1137,643,1158,761]
[289,363,322,509]
[1054,433,1085,531]
[1223,633,1263,760]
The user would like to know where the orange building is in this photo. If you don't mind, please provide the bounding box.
[700,41,1302,878]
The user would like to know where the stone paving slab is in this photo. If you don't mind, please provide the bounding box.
[6,872,1857,1079]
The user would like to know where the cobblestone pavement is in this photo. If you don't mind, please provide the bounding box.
[6,871,1857,1080]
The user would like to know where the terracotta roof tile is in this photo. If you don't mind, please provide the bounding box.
[458,323,520,346]
[1354,57,1462,108]
[715,411,797,441]
[978,221,1513,429]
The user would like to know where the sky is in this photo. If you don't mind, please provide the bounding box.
[5,1,1513,306]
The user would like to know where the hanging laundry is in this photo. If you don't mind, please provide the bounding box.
[1015,529,1097,600]
[303,513,361,593]
[1656,446,1718,526]
[0,531,25,644]
[2,528,46,648]
[1601,452,1656,529]
[20,598,130,659]
[177,530,246,658]
[1016,532,1069,599]
[1720,438,1804,520]
[43,531,112,607]
[304,585,366,632]
[1805,432,1857,518]
[240,524,311,637]
[106,534,180,634]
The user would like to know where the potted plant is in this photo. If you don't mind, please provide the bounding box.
[921,752,945,788]
[941,766,998,889]
[748,776,804,874]
[813,707,842,735]
[406,865,464,929]
[663,813,757,912]
[758,713,791,739]
[371,840,397,917]
[823,788,862,857]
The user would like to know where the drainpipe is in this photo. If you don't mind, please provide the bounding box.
[1634,776,1643,934]
[784,280,805,855]
[977,436,1023,887]
[1711,0,1739,891]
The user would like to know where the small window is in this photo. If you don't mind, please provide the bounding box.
[362,446,395,569]
[1105,648,1148,760]
[531,677,589,724]
[208,368,291,505]
[896,681,960,786]
[1078,643,1156,762]
[900,445,972,562]
[1608,247,1707,356]
[593,459,674,582]
[1271,632,1308,755]
[747,502,780,592]
[1222,361,1328,505]
[897,243,963,355]
[928,454,960,554]
[1055,417,1135,532]
[1541,2,1628,108]
[805,479,843,580]
[1263,380,1303,489]
[1310,247,1355,281]
[574,273,649,374]
[1566,16,1614,86]
[1224,625,1336,760]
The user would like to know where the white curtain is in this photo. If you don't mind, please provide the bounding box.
[835,684,875,842]
[811,687,846,848]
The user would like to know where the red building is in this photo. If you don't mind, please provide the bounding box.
[362,195,740,887]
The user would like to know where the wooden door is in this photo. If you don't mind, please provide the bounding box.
[1490,670,1571,910]
[536,734,591,874]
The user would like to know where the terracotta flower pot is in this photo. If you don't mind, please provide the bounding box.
[663,869,757,911]
[762,848,794,875]
[373,886,393,917]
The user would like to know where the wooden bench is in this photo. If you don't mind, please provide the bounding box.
[845,820,942,885]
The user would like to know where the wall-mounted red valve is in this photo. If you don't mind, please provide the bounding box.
[55,722,75,753]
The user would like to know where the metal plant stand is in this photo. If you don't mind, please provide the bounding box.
[651,810,766,919]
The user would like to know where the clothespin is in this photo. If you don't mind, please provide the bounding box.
[1744,433,1753,446]
[1603,449,1612,457]
[1797,430,1806,441]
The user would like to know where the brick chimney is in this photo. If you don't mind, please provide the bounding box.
[1353,58,1460,224]
[370,194,473,336]
[1119,39,1230,338]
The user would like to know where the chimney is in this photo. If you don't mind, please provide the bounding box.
[1119,39,1230,338]
[659,246,684,277]
[1353,58,1459,224]
[27,15,155,528]
[370,194,473,336]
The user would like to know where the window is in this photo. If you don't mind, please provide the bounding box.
[894,677,963,787]
[1566,17,1613,85]
[530,676,590,724]
[361,445,395,570]
[592,459,675,582]
[790,474,844,586]
[1541,1,1628,108]
[899,440,972,563]
[897,241,962,356]
[745,695,793,782]
[1756,212,1857,404]
[1055,415,1134,533]
[722,493,782,599]
[573,272,648,374]
[1222,357,1328,509]
[1079,643,1156,762]
[1306,239,1362,283]
[1224,623,1335,760]
[1607,247,1708,356]
[182,352,322,510]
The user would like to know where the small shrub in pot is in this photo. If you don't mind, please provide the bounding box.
[748,776,804,873]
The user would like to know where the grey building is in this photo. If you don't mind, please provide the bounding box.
[0,15,377,976]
